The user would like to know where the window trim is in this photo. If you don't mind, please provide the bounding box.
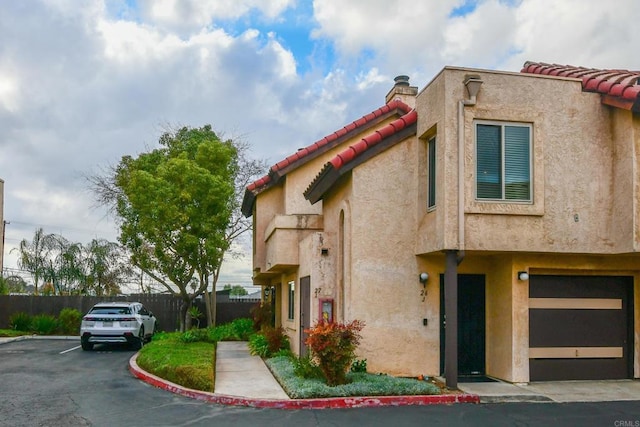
[474,120,533,203]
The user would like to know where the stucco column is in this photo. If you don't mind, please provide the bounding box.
[444,250,458,389]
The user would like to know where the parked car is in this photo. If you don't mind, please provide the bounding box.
[80,302,156,351]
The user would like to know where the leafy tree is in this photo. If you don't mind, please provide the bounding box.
[11,228,126,296]
[81,238,127,296]
[90,125,240,331]
[201,140,267,327]
[0,277,7,295]
[12,228,56,294]
[43,235,83,295]
[223,284,248,296]
[3,275,27,293]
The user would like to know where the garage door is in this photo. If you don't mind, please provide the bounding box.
[529,275,633,381]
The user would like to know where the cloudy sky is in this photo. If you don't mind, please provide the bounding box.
[1,0,639,291]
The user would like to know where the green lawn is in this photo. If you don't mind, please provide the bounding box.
[0,329,29,337]
[136,332,216,392]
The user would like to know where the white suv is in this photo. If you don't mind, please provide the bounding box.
[80,302,156,351]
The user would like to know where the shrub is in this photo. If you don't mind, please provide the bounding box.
[249,303,273,331]
[351,358,367,373]
[263,326,289,355]
[31,314,58,335]
[188,306,202,329]
[230,318,254,340]
[292,354,324,380]
[179,328,210,343]
[58,308,82,335]
[9,312,32,332]
[248,333,270,358]
[305,320,365,386]
[248,326,289,358]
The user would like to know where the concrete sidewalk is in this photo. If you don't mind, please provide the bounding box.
[455,377,640,403]
[214,341,289,400]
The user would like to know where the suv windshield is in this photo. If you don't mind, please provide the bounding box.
[89,307,132,315]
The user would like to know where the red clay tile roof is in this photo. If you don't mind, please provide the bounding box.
[241,99,413,217]
[304,107,418,204]
[521,61,640,113]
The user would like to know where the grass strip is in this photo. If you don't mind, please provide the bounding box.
[136,332,216,392]
[0,329,28,337]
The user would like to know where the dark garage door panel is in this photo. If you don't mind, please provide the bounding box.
[529,275,633,381]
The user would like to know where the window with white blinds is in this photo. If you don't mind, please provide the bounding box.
[476,122,531,201]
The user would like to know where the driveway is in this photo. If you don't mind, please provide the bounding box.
[1,338,639,427]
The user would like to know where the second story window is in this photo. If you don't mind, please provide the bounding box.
[476,121,531,202]
[427,136,436,210]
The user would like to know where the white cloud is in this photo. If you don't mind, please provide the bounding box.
[139,0,296,32]
[0,72,20,113]
[507,0,640,71]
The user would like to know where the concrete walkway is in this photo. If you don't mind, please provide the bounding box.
[457,378,640,403]
[214,341,289,400]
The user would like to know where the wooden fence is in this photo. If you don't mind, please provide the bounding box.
[0,294,258,332]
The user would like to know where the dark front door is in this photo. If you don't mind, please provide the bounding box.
[299,276,311,357]
[440,274,486,376]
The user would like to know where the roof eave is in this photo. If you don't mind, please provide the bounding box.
[304,122,417,204]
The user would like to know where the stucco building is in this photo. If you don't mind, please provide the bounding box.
[242,62,640,387]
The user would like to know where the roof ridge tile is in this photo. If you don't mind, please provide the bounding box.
[521,61,640,113]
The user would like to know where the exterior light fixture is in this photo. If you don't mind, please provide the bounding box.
[419,272,429,285]
[264,287,270,297]
[518,271,529,281]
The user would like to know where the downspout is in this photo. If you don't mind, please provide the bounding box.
[457,74,483,258]
[445,75,483,390]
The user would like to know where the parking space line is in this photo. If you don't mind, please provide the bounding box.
[60,345,81,354]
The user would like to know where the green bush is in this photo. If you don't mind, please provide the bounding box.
[248,333,270,358]
[230,318,254,340]
[248,326,289,358]
[351,358,368,373]
[292,354,324,380]
[9,312,32,332]
[58,308,82,335]
[179,328,210,343]
[31,314,58,335]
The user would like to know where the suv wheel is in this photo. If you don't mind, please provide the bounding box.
[81,341,93,351]
[134,326,144,350]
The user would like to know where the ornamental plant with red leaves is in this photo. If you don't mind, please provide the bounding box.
[304,319,365,386]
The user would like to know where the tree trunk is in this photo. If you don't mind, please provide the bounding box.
[180,300,191,332]
[204,290,212,327]
[210,290,217,327]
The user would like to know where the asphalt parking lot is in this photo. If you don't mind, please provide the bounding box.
[1,338,639,427]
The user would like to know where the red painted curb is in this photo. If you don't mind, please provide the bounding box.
[129,354,480,409]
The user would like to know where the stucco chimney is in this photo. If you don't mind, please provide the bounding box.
[385,75,418,107]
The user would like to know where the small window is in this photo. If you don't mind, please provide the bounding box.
[427,136,436,209]
[287,281,295,320]
[476,122,531,201]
